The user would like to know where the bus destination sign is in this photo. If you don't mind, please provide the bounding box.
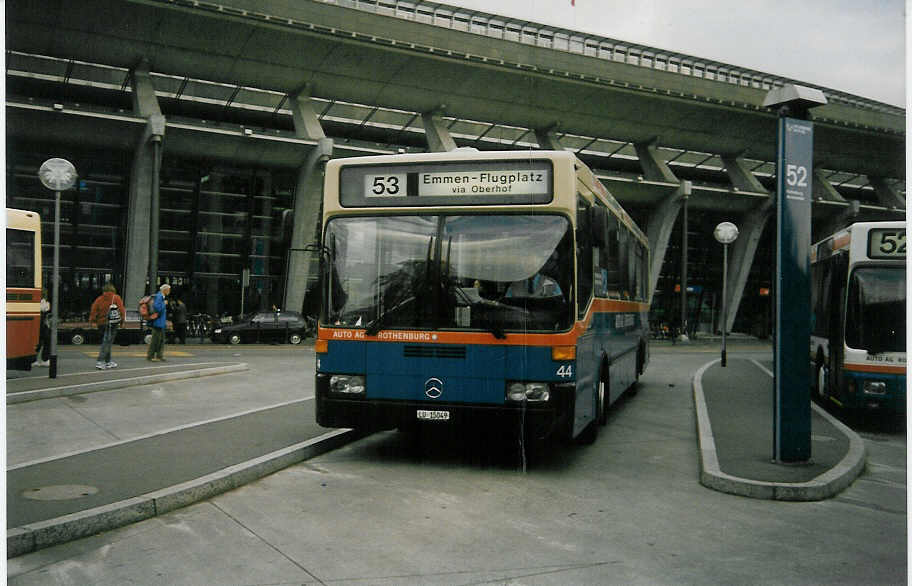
[340,159,553,207]
[366,169,549,198]
[868,228,906,259]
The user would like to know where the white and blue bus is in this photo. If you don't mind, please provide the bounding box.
[315,150,649,443]
[810,221,906,412]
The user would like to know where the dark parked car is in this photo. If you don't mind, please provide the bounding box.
[211,310,310,345]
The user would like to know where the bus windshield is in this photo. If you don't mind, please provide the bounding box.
[845,266,906,353]
[324,214,574,334]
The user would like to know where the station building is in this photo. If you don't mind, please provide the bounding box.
[6,0,905,331]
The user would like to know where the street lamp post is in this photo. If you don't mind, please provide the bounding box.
[713,222,739,367]
[38,158,78,379]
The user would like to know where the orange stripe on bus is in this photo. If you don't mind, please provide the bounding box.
[318,298,648,346]
[844,363,906,375]
[319,327,581,346]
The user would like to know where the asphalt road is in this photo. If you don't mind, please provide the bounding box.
[7,341,906,585]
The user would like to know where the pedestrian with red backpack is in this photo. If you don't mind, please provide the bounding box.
[90,283,126,370]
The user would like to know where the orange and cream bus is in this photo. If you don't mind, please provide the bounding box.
[7,208,42,370]
[810,221,906,411]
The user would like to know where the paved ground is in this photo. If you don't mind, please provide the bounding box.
[5,339,906,584]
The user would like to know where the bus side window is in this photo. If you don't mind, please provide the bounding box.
[617,227,630,298]
[576,197,593,317]
[811,260,831,336]
[631,241,646,301]
[601,215,621,297]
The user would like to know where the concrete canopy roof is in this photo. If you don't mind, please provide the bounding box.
[7,0,904,181]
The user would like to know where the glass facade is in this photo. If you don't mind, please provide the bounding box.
[6,144,296,320]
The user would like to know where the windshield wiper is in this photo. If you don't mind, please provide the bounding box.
[450,286,507,339]
[364,295,416,336]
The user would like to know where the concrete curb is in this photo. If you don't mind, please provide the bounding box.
[8,428,366,558]
[692,359,867,501]
[7,363,250,404]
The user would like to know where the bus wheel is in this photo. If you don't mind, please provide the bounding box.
[597,371,609,426]
[575,419,598,445]
[289,333,303,345]
[576,385,601,445]
[71,332,85,345]
[815,355,827,399]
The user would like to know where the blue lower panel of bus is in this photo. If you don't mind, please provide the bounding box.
[315,340,576,437]
[842,371,906,411]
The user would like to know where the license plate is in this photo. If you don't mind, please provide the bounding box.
[416,409,450,421]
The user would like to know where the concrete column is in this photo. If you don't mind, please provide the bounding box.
[291,89,326,141]
[819,200,861,240]
[723,197,774,332]
[646,180,691,304]
[534,128,564,151]
[123,60,165,305]
[283,90,332,313]
[812,169,847,203]
[284,139,333,313]
[868,176,906,209]
[421,110,457,152]
[634,140,678,183]
[721,155,767,193]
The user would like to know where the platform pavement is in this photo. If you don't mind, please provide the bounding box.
[693,356,866,501]
[6,342,867,558]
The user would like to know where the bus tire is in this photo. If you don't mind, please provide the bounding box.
[828,351,840,405]
[814,352,826,400]
[576,383,601,445]
[575,419,598,445]
[598,367,609,426]
[289,333,303,345]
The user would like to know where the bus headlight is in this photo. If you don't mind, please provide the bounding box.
[863,381,887,395]
[506,382,550,403]
[330,375,366,395]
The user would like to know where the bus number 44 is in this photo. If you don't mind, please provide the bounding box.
[556,364,573,378]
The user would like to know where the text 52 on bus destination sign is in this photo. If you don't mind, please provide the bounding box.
[868,228,906,259]
[366,170,549,197]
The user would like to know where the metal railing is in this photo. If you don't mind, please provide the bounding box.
[320,0,903,116]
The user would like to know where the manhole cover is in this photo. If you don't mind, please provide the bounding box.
[22,485,98,501]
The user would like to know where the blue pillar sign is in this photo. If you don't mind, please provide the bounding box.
[774,118,813,463]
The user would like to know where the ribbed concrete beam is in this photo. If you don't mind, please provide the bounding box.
[723,197,773,333]
[721,155,768,194]
[646,180,691,304]
[634,140,678,183]
[421,110,457,152]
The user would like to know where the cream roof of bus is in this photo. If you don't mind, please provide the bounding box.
[325,150,647,250]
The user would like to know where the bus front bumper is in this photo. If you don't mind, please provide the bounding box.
[315,374,575,440]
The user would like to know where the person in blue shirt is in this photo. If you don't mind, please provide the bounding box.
[146,283,170,361]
